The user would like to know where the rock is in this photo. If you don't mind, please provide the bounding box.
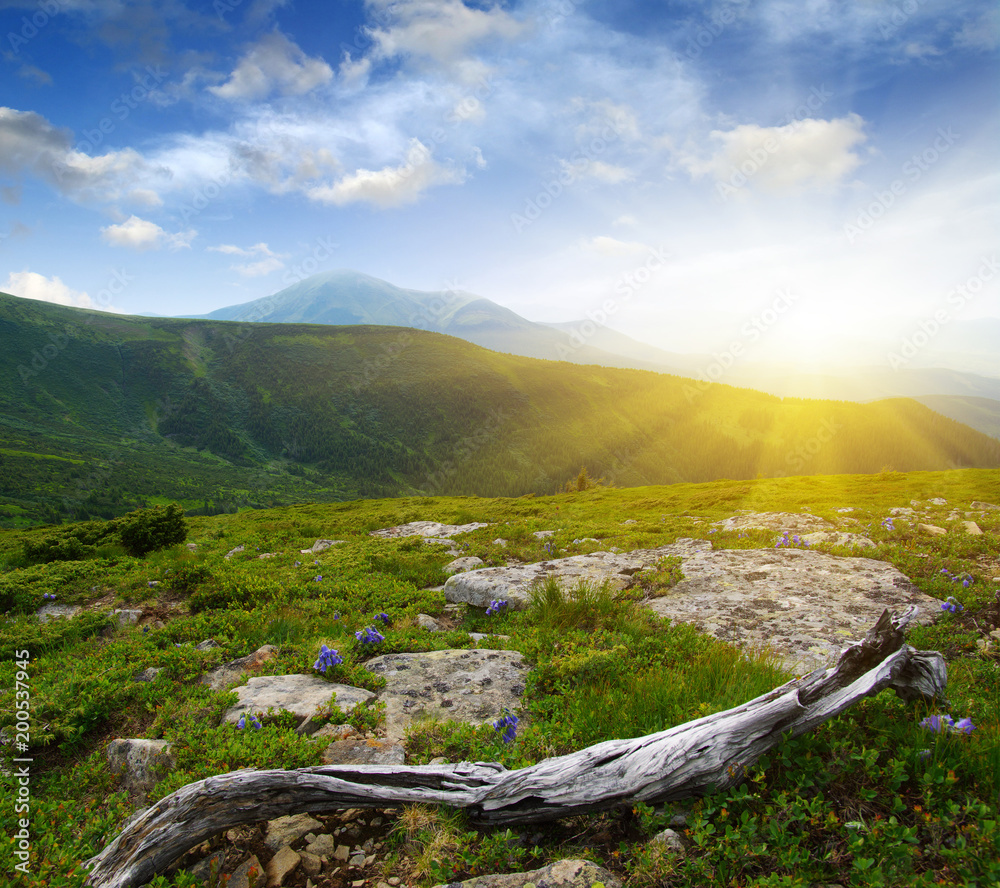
[444,539,711,609]
[370,521,488,539]
[222,675,375,725]
[971,501,999,510]
[572,538,600,545]
[919,524,947,536]
[114,609,143,626]
[305,834,336,858]
[800,531,875,549]
[37,603,81,622]
[321,738,406,766]
[431,858,621,888]
[469,632,511,643]
[299,851,323,878]
[650,828,685,854]
[493,538,508,547]
[188,848,226,884]
[365,649,529,740]
[888,507,916,517]
[623,519,638,525]
[444,556,485,575]
[962,521,983,536]
[312,723,356,742]
[348,851,367,868]
[532,530,555,538]
[835,507,854,513]
[186,543,198,551]
[224,545,245,559]
[258,553,278,559]
[333,845,351,862]
[228,855,263,888]
[201,644,279,691]
[106,739,175,801]
[266,846,300,887]
[196,639,222,651]
[133,667,163,682]
[928,497,948,505]
[304,539,345,554]
[265,813,324,852]
[648,546,945,673]
[415,613,442,631]
[713,512,834,534]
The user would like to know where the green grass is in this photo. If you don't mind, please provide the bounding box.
[0,470,998,886]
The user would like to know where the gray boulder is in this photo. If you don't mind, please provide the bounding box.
[445,556,486,575]
[201,644,279,691]
[106,739,175,801]
[365,649,529,740]
[431,859,621,888]
[222,675,375,725]
[370,521,488,539]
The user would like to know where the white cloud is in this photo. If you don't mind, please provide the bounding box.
[209,31,334,101]
[954,6,1000,51]
[208,241,287,276]
[612,214,639,227]
[0,106,164,205]
[580,236,651,258]
[684,114,868,192]
[2,270,95,309]
[101,215,196,251]
[307,139,464,207]
[365,0,526,65]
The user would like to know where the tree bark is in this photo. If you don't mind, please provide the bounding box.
[84,607,946,888]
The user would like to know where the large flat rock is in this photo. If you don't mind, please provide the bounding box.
[222,675,375,725]
[443,540,708,608]
[649,546,942,673]
[444,540,945,674]
[370,521,488,539]
[365,649,529,740]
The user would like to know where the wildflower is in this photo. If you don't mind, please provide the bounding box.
[962,577,972,589]
[355,626,385,645]
[313,644,343,673]
[493,709,519,743]
[881,517,895,531]
[237,713,262,730]
[294,560,302,567]
[42,593,57,600]
[375,612,392,625]
[313,575,323,582]
[486,600,508,616]
[919,714,975,735]
[941,596,964,614]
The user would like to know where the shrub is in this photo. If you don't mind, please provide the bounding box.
[116,503,187,556]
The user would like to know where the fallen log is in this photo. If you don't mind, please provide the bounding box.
[85,607,946,888]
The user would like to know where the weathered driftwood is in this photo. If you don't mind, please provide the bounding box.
[85,607,946,888]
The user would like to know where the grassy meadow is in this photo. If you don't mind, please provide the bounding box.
[1,469,998,887]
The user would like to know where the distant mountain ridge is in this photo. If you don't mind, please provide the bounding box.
[4,290,1000,526]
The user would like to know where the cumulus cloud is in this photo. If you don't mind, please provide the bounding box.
[101,215,195,251]
[0,106,165,205]
[684,114,868,192]
[208,241,287,276]
[209,31,333,101]
[2,270,95,309]
[307,138,464,207]
[364,0,526,65]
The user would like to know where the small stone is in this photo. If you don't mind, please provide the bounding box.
[334,844,351,862]
[623,519,638,524]
[224,545,245,559]
[651,828,685,854]
[415,614,442,631]
[265,846,300,887]
[313,723,356,742]
[928,497,948,505]
[352,881,366,888]
[114,609,142,626]
[133,667,163,682]
[265,814,324,852]
[389,878,401,886]
[962,521,983,536]
[186,543,198,551]
[188,848,225,883]
[348,851,367,868]
[299,851,323,878]
[228,855,263,888]
[919,524,947,536]
[196,639,221,651]
[971,501,1000,510]
[305,833,336,858]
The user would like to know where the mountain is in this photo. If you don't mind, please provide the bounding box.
[197,270,659,369]
[3,291,1000,527]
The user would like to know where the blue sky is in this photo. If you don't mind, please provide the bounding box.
[1,0,997,364]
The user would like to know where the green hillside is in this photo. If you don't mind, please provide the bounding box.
[2,292,999,528]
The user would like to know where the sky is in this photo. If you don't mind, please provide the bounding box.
[0,0,997,366]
